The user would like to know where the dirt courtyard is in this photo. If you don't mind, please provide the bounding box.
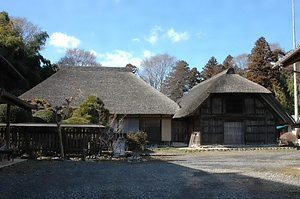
[0,149,300,199]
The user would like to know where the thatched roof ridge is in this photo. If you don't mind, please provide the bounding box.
[20,66,179,115]
[174,68,272,118]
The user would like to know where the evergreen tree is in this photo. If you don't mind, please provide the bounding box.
[222,55,235,69]
[0,11,56,94]
[270,47,292,112]
[188,67,201,89]
[245,37,274,91]
[245,37,292,111]
[162,60,190,102]
[200,56,223,80]
[287,74,300,112]
[64,94,109,125]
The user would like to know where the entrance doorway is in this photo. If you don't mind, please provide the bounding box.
[224,122,244,145]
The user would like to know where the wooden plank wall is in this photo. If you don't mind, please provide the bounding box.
[0,126,106,155]
[172,121,188,142]
[196,95,277,145]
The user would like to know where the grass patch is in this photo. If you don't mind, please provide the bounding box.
[278,166,300,178]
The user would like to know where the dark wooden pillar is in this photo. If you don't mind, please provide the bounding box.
[5,104,11,149]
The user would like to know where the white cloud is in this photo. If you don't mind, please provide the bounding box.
[195,30,209,39]
[98,50,142,67]
[167,28,189,43]
[49,32,81,50]
[145,26,189,44]
[90,50,98,56]
[132,38,140,42]
[145,26,163,44]
[143,50,154,58]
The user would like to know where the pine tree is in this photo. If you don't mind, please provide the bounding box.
[188,67,201,89]
[162,60,190,102]
[245,37,274,91]
[222,55,235,69]
[201,56,223,80]
[0,11,56,94]
[245,37,292,111]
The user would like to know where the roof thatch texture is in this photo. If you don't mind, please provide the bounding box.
[20,67,179,115]
[174,68,293,125]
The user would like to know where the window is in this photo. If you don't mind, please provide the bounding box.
[140,118,161,142]
[212,98,222,114]
[225,98,243,113]
[123,118,139,133]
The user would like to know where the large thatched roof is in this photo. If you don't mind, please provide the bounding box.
[174,68,294,124]
[20,67,179,115]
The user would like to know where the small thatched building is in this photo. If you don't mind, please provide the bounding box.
[20,67,180,143]
[174,68,294,145]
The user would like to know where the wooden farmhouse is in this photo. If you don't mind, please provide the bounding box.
[173,68,294,145]
[20,66,294,146]
[20,67,180,143]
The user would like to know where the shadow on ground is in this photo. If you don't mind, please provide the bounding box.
[0,158,299,199]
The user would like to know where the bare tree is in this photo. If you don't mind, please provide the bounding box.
[57,48,101,67]
[53,97,73,159]
[139,53,177,91]
[233,53,249,69]
[94,114,126,155]
[269,42,284,52]
[11,17,47,51]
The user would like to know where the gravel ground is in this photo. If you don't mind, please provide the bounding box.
[0,149,300,199]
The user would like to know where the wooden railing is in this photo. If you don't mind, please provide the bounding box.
[0,123,107,156]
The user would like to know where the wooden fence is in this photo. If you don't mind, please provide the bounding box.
[0,123,108,156]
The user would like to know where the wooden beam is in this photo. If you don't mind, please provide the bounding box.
[0,88,35,110]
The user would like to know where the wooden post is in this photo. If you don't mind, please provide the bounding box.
[57,124,64,159]
[5,104,11,149]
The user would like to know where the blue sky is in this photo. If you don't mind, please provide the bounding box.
[2,0,300,70]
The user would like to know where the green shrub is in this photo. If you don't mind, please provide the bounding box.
[126,131,148,151]
[63,116,89,124]
[32,109,56,123]
[67,94,109,124]
[0,104,32,123]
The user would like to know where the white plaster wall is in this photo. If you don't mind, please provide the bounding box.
[161,118,172,141]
